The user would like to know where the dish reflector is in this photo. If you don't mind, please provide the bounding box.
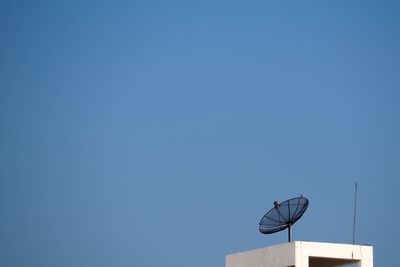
[259,196,309,241]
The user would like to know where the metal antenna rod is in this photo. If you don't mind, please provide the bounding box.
[352,182,358,244]
[288,224,291,242]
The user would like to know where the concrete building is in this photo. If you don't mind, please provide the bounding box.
[226,241,373,267]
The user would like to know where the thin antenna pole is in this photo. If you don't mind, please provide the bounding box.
[288,225,291,242]
[352,182,358,244]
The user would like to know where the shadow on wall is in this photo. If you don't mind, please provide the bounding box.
[309,257,359,267]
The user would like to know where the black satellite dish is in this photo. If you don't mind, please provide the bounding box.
[259,196,309,242]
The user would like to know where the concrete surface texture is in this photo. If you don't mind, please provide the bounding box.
[226,241,373,267]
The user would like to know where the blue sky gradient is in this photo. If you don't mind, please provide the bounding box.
[1,1,400,266]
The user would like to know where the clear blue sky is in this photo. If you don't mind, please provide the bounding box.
[1,1,399,266]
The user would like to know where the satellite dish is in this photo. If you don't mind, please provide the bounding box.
[259,196,309,242]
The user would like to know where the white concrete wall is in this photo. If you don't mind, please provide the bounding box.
[295,241,373,267]
[226,242,295,267]
[226,241,373,267]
